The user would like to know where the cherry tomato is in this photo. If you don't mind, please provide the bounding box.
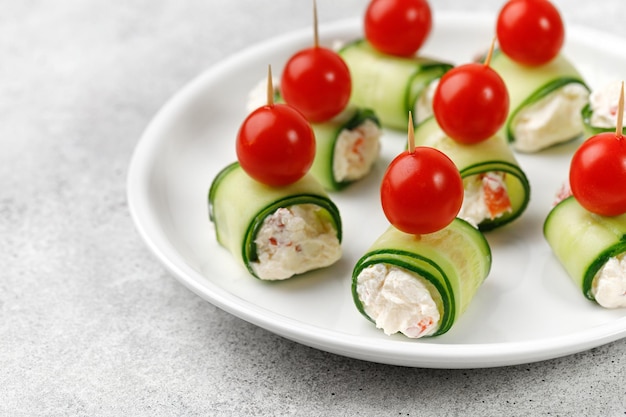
[432,63,509,144]
[569,133,626,216]
[280,46,351,123]
[364,0,432,57]
[236,103,316,187]
[496,0,564,66]
[380,147,464,235]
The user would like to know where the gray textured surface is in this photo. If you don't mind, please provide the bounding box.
[2,0,625,416]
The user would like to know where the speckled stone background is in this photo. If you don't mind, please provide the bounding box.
[2,1,625,416]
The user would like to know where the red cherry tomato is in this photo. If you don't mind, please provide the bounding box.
[236,104,316,187]
[432,63,509,144]
[380,147,464,235]
[364,0,432,57]
[280,46,351,123]
[569,133,626,216]
[496,0,564,66]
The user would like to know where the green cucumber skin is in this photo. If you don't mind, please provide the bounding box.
[339,39,452,131]
[208,162,342,278]
[489,50,590,145]
[309,107,380,191]
[351,219,491,336]
[543,196,626,301]
[414,117,531,231]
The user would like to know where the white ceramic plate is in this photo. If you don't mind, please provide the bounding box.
[127,13,626,368]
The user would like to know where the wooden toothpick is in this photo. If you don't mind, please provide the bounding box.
[408,111,415,153]
[267,65,274,106]
[313,0,319,48]
[484,36,497,67]
[616,81,624,138]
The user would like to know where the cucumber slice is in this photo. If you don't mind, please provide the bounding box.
[543,196,626,303]
[489,50,590,152]
[413,117,531,231]
[208,162,342,279]
[352,219,491,337]
[310,107,381,190]
[339,39,452,131]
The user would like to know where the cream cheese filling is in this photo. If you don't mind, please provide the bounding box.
[333,119,381,183]
[253,205,341,280]
[458,172,511,228]
[413,79,439,125]
[588,80,626,129]
[511,83,589,152]
[356,263,441,338]
[592,254,626,309]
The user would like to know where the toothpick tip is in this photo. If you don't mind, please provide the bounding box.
[267,65,274,106]
[313,0,319,48]
[484,37,497,67]
[407,112,415,154]
[616,80,624,138]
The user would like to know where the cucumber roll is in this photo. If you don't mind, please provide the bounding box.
[413,117,531,231]
[352,219,492,338]
[489,50,590,152]
[544,196,626,308]
[310,106,381,190]
[208,162,342,280]
[338,40,453,131]
[582,80,626,137]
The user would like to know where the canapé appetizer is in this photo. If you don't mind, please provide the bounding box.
[209,69,342,280]
[352,115,491,337]
[544,84,626,308]
[492,0,590,152]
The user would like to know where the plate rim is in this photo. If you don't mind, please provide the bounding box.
[127,12,626,368]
